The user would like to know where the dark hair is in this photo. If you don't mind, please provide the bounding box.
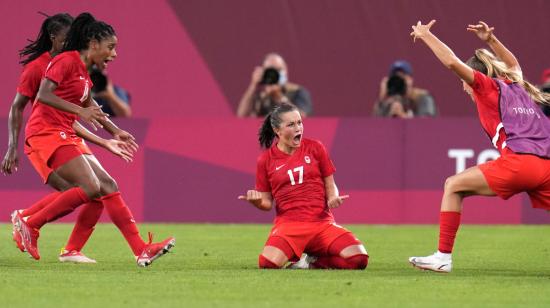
[19,12,73,65]
[258,103,298,148]
[465,54,489,77]
[63,12,115,52]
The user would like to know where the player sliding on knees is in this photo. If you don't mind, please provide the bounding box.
[408,20,550,273]
[238,103,368,270]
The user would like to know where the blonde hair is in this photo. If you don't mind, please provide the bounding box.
[466,49,550,106]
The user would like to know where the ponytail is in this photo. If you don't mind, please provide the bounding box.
[258,102,298,148]
[63,12,115,52]
[19,12,73,65]
[466,49,550,105]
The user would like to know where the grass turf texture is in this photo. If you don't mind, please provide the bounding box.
[1,224,550,307]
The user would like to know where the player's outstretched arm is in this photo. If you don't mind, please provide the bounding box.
[410,20,474,85]
[72,121,134,162]
[238,190,273,211]
[467,21,521,74]
[324,175,349,209]
[37,78,108,130]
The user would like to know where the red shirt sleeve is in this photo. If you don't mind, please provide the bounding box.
[255,154,271,192]
[313,140,336,177]
[45,56,74,85]
[16,64,41,98]
[471,70,499,109]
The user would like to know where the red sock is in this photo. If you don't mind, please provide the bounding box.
[101,192,145,255]
[438,211,461,253]
[312,254,368,270]
[64,200,104,252]
[20,191,61,217]
[259,254,280,269]
[27,187,89,229]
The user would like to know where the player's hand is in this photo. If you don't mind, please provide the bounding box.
[113,129,139,153]
[238,190,263,207]
[467,21,494,42]
[327,195,349,209]
[78,106,109,130]
[251,66,264,85]
[1,147,18,175]
[104,139,134,162]
[410,20,436,42]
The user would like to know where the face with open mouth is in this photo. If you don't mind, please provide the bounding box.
[90,35,118,71]
[274,110,303,152]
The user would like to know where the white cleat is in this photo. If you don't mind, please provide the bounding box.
[59,250,97,264]
[409,251,452,273]
[287,253,317,269]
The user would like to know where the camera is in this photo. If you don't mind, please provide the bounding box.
[260,67,280,85]
[90,66,108,93]
[386,74,407,97]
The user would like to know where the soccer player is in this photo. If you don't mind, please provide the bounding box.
[3,12,135,263]
[408,20,550,272]
[12,12,175,267]
[238,103,369,269]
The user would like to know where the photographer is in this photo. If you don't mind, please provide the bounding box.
[375,60,437,117]
[90,66,132,118]
[373,74,413,118]
[237,53,312,117]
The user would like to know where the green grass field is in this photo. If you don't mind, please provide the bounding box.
[1,224,550,307]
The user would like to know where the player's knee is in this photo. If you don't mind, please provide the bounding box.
[80,178,102,199]
[347,254,369,270]
[99,176,118,194]
[258,254,282,269]
[444,175,459,193]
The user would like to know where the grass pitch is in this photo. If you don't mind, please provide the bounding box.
[1,224,550,307]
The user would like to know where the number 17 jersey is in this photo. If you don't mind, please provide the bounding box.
[256,138,336,224]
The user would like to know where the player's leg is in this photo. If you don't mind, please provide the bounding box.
[308,225,368,270]
[259,236,294,269]
[85,154,174,267]
[409,165,495,272]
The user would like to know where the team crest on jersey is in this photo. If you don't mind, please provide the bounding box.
[304,156,311,164]
[59,131,67,139]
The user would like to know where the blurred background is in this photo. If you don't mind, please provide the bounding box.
[1,0,549,224]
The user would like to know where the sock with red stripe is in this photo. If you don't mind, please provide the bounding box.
[21,191,61,217]
[64,199,104,251]
[438,211,461,253]
[101,192,145,255]
[26,187,90,229]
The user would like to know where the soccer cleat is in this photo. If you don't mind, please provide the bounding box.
[14,213,41,260]
[59,249,97,264]
[136,232,175,267]
[287,253,317,269]
[11,210,25,252]
[409,251,452,273]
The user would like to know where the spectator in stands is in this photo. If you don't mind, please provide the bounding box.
[90,66,132,117]
[540,68,550,116]
[237,53,312,117]
[374,60,437,117]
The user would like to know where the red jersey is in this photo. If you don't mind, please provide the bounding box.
[471,70,510,153]
[25,51,92,138]
[16,52,51,103]
[256,138,336,223]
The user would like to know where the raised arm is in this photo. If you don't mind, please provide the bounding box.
[467,21,521,74]
[237,66,263,117]
[324,175,349,209]
[410,20,475,85]
[1,94,31,174]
